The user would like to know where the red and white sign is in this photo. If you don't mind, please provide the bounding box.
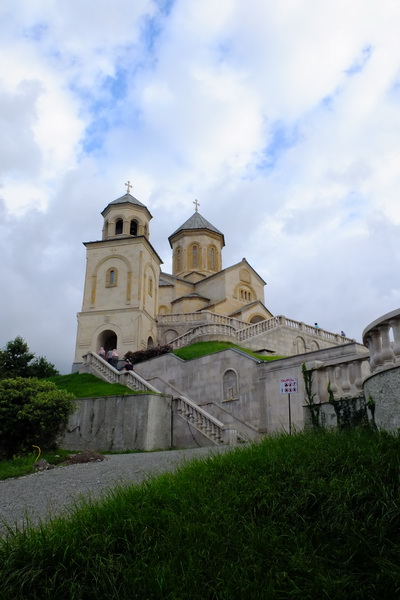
[280,378,298,394]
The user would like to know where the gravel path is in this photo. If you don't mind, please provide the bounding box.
[0,446,231,538]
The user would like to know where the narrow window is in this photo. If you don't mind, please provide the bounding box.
[192,245,198,268]
[148,277,153,296]
[110,270,115,285]
[210,247,215,270]
[106,267,118,287]
[176,248,181,271]
[115,219,123,235]
[130,220,138,235]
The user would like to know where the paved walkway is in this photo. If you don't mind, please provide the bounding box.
[0,446,231,538]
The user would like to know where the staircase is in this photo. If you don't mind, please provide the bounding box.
[80,352,242,446]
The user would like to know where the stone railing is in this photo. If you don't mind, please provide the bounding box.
[81,353,240,445]
[362,308,400,374]
[169,324,237,349]
[81,352,160,393]
[175,394,238,445]
[158,311,245,330]
[236,315,354,344]
[311,355,371,402]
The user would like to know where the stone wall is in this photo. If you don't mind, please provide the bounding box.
[60,394,172,452]
[363,366,400,431]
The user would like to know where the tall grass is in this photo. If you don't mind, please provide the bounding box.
[1,430,400,599]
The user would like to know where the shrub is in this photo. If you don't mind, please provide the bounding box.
[124,344,172,365]
[0,378,76,458]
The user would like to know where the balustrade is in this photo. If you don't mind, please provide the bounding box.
[363,309,400,374]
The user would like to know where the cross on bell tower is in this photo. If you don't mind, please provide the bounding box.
[125,180,132,194]
[193,199,200,212]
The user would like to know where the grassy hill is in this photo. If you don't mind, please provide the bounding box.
[1,430,400,599]
[173,341,284,361]
[47,372,138,398]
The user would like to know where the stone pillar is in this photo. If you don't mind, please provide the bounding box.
[389,317,400,365]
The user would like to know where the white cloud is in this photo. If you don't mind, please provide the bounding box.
[1,0,400,371]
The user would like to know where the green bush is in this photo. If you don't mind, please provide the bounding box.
[0,378,76,458]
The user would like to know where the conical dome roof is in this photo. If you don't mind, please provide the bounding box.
[169,211,224,245]
[101,192,150,216]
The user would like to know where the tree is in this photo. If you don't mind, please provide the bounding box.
[0,336,59,379]
[0,378,76,458]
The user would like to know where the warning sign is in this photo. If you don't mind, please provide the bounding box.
[280,378,298,394]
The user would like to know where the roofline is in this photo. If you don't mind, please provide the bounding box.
[83,235,163,264]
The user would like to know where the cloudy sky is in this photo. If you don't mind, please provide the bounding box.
[1,0,400,373]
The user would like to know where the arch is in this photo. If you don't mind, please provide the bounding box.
[97,329,117,353]
[164,329,179,343]
[130,219,138,236]
[234,281,256,303]
[189,243,201,269]
[223,369,239,401]
[296,336,306,354]
[208,245,217,271]
[147,336,155,348]
[93,254,131,277]
[310,340,320,351]
[175,246,182,272]
[106,267,118,287]
[239,287,252,302]
[115,218,123,235]
[250,315,265,324]
[158,305,169,315]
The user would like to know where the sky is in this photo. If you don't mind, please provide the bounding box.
[1,0,400,374]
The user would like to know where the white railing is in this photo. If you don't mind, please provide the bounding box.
[236,315,354,344]
[175,394,238,445]
[82,353,160,393]
[363,308,400,374]
[170,324,237,349]
[313,355,371,402]
[158,311,245,330]
[81,353,238,445]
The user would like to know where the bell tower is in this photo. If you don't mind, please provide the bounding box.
[72,184,162,370]
[168,200,225,283]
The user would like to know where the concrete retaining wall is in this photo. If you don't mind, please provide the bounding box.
[60,394,172,452]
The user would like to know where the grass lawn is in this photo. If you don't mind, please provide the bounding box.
[1,430,400,599]
[173,340,284,361]
[0,449,73,481]
[47,372,139,398]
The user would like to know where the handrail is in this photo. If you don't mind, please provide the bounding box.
[362,308,400,374]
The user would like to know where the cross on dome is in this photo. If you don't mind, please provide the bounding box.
[125,180,132,194]
[193,199,200,212]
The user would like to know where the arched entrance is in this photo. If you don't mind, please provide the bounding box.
[97,330,117,353]
[147,336,155,348]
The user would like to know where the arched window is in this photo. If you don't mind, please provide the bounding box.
[209,247,215,271]
[223,369,239,401]
[192,245,198,268]
[176,247,182,272]
[130,220,138,235]
[115,219,123,235]
[106,267,118,287]
[148,277,153,296]
[239,288,252,302]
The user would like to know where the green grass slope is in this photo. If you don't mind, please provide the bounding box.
[173,341,283,361]
[1,430,400,599]
[47,372,138,398]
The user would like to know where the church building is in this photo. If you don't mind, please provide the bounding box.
[73,187,273,370]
